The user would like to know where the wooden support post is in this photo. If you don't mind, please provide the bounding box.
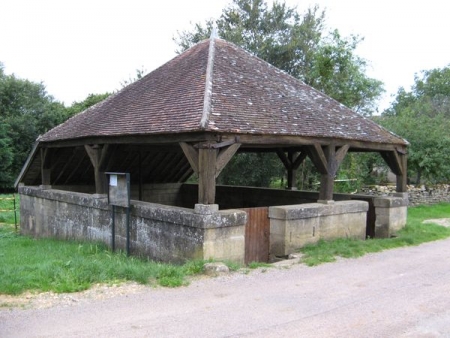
[85,144,109,194]
[396,153,408,193]
[180,141,240,205]
[380,149,408,193]
[198,148,217,204]
[307,144,349,202]
[319,145,335,201]
[276,149,307,190]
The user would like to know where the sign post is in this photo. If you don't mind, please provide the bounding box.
[106,173,131,256]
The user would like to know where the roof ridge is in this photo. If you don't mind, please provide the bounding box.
[199,34,216,129]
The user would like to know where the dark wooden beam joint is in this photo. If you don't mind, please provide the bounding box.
[195,136,240,149]
[276,149,307,189]
[216,143,240,178]
[85,144,109,194]
[181,141,241,204]
[308,144,349,201]
[381,149,408,193]
[179,142,199,174]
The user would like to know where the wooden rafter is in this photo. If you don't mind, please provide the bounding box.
[276,148,307,189]
[85,144,109,194]
[216,143,240,178]
[380,150,408,192]
[306,144,328,175]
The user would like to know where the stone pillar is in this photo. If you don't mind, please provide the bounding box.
[373,196,408,238]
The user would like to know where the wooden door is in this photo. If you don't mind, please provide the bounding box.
[241,207,270,264]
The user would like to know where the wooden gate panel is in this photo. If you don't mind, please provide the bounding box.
[241,207,270,264]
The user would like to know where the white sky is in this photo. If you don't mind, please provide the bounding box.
[1,0,449,112]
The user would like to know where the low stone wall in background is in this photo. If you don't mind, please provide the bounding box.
[361,184,450,206]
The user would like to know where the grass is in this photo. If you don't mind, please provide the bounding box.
[300,203,450,266]
[0,219,211,295]
[0,194,233,295]
[0,194,18,225]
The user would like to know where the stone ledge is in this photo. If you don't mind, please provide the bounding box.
[19,186,108,209]
[268,200,369,220]
[19,186,247,230]
[373,196,408,208]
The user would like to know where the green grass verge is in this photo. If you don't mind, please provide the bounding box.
[0,223,210,295]
[300,203,450,266]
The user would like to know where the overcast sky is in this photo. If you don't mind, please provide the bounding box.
[2,0,449,112]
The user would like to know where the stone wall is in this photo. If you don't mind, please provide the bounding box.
[362,184,450,206]
[50,183,184,206]
[268,201,369,257]
[19,186,246,264]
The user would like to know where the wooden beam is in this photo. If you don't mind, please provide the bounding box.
[198,148,217,204]
[215,143,241,178]
[179,142,199,174]
[306,144,328,175]
[292,151,308,170]
[40,131,407,154]
[380,149,408,193]
[85,144,108,194]
[14,142,40,188]
[40,148,52,186]
[396,153,408,193]
[276,149,290,169]
[276,149,307,189]
[318,145,335,201]
[308,143,350,201]
[380,151,403,176]
[335,145,350,166]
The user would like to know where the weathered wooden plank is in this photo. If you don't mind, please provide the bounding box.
[396,153,408,193]
[215,143,241,178]
[307,144,328,175]
[292,150,307,169]
[39,131,407,153]
[84,144,107,194]
[380,150,403,176]
[276,149,290,169]
[179,142,199,174]
[198,148,217,204]
[335,144,350,166]
[14,142,40,188]
[242,207,270,264]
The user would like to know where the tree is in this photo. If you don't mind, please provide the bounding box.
[0,63,67,187]
[65,93,111,118]
[174,0,383,115]
[378,65,450,184]
[0,123,13,188]
[120,67,147,88]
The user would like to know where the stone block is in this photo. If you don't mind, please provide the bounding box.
[374,196,408,238]
[269,201,368,256]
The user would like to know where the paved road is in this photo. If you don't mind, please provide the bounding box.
[2,238,450,338]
